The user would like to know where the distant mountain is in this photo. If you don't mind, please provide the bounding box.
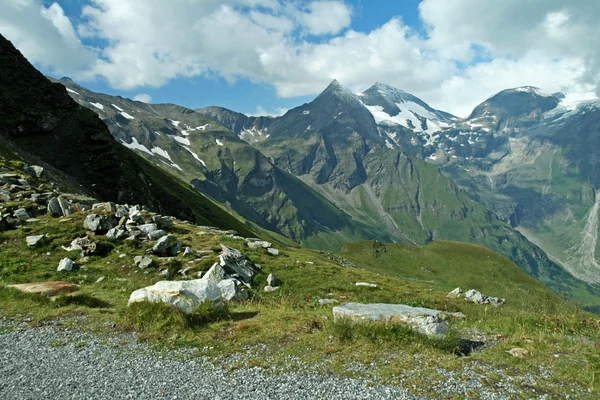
[0,34,252,236]
[197,106,272,144]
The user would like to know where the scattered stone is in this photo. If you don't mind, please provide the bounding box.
[147,229,167,240]
[246,240,272,250]
[57,196,73,217]
[266,248,279,256]
[333,303,453,338]
[318,298,339,305]
[25,218,40,223]
[152,215,174,230]
[219,244,257,282]
[25,165,44,178]
[17,179,29,187]
[13,208,30,220]
[267,273,280,287]
[152,234,182,256]
[356,282,377,288]
[128,279,223,314]
[95,276,106,284]
[57,258,75,272]
[26,234,48,247]
[447,287,463,299]
[7,281,78,297]
[0,189,11,202]
[78,256,90,263]
[182,247,196,257]
[133,255,156,269]
[138,223,160,237]
[202,263,227,282]
[507,348,529,358]
[263,285,279,293]
[217,278,249,301]
[464,289,505,307]
[84,214,117,234]
[47,197,61,216]
[106,227,126,240]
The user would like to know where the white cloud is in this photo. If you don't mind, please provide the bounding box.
[295,1,352,36]
[1,0,599,117]
[133,93,152,103]
[248,105,288,117]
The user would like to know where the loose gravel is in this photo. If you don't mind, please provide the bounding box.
[0,319,420,400]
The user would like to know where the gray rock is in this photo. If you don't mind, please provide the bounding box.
[47,197,61,216]
[13,208,30,220]
[17,179,29,187]
[25,165,44,178]
[333,303,452,338]
[128,209,142,223]
[447,287,463,299]
[487,297,506,307]
[106,228,126,240]
[266,248,279,256]
[26,234,48,247]
[217,279,249,301]
[263,285,279,293]
[246,239,272,249]
[84,214,117,233]
[128,279,223,314]
[95,276,106,283]
[0,189,11,202]
[266,273,280,287]
[133,256,155,269]
[202,262,227,282]
[147,229,167,240]
[355,282,377,288]
[115,204,129,218]
[464,289,505,306]
[57,258,75,272]
[152,234,182,256]
[138,223,159,236]
[57,196,72,217]
[151,215,173,230]
[219,244,257,282]
[318,298,339,305]
[0,173,18,184]
[182,247,196,257]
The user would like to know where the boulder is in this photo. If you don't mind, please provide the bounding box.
[447,287,463,299]
[106,227,127,240]
[152,234,182,256]
[13,208,30,220]
[266,248,279,256]
[138,223,160,237]
[148,229,167,240]
[26,234,48,247]
[202,262,227,282]
[333,303,453,338]
[83,214,117,233]
[25,165,44,178]
[219,244,256,282]
[217,278,249,301]
[47,197,62,216]
[356,282,377,288]
[266,273,280,287]
[182,247,196,257]
[57,258,75,272]
[133,255,155,269]
[115,204,129,218]
[246,240,272,250]
[151,215,173,230]
[7,281,78,297]
[0,189,11,202]
[70,236,100,255]
[128,279,223,314]
[57,196,72,217]
[464,289,505,307]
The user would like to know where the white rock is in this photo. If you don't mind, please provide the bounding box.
[447,287,463,299]
[128,279,223,314]
[333,303,452,338]
[246,240,272,249]
[217,279,249,301]
[263,285,279,293]
[266,248,279,256]
[266,273,280,287]
[355,282,377,288]
[26,234,48,247]
[202,262,226,282]
[57,258,75,272]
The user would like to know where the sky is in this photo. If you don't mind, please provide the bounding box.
[1,0,599,117]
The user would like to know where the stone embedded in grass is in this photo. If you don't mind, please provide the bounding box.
[26,234,48,247]
[219,244,257,282]
[0,189,11,201]
[47,197,61,216]
[263,285,279,293]
[134,255,155,269]
[246,240,272,250]
[84,214,117,233]
[507,347,529,358]
[7,281,78,297]
[183,247,196,257]
[267,273,280,287]
[447,287,463,298]
[128,279,224,314]
[333,302,453,338]
[13,208,30,220]
[57,196,73,217]
[106,227,126,240]
[464,289,505,307]
[318,298,339,305]
[57,258,75,272]
[217,278,249,301]
[147,229,167,240]
[266,248,279,256]
[152,234,182,256]
[202,262,227,282]
[355,282,377,288]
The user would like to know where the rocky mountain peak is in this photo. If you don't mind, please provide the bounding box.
[469,85,560,121]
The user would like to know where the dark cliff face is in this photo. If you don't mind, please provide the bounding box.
[0,34,253,235]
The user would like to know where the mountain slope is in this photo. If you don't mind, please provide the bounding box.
[0,34,253,236]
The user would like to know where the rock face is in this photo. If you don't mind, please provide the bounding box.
[26,234,48,247]
[84,214,117,233]
[128,279,223,314]
[464,289,505,307]
[333,303,453,338]
[219,244,257,282]
[57,258,75,272]
[7,281,78,297]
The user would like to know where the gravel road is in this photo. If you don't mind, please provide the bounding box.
[0,319,420,400]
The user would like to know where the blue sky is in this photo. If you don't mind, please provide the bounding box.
[1,1,598,117]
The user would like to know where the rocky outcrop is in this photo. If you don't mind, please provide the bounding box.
[464,289,505,307]
[219,244,257,282]
[128,279,223,314]
[84,214,117,233]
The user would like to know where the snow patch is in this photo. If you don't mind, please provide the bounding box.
[120,111,135,120]
[302,110,310,115]
[169,120,181,127]
[89,102,104,110]
[159,159,183,171]
[215,139,224,146]
[151,147,172,162]
[66,88,79,95]
[120,137,152,155]
[111,104,124,112]
[167,134,191,146]
[183,146,207,167]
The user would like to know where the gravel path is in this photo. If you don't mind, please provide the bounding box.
[0,320,420,400]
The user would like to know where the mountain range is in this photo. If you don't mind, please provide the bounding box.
[48,72,600,310]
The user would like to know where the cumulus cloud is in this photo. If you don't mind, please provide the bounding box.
[133,93,152,103]
[1,0,599,116]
